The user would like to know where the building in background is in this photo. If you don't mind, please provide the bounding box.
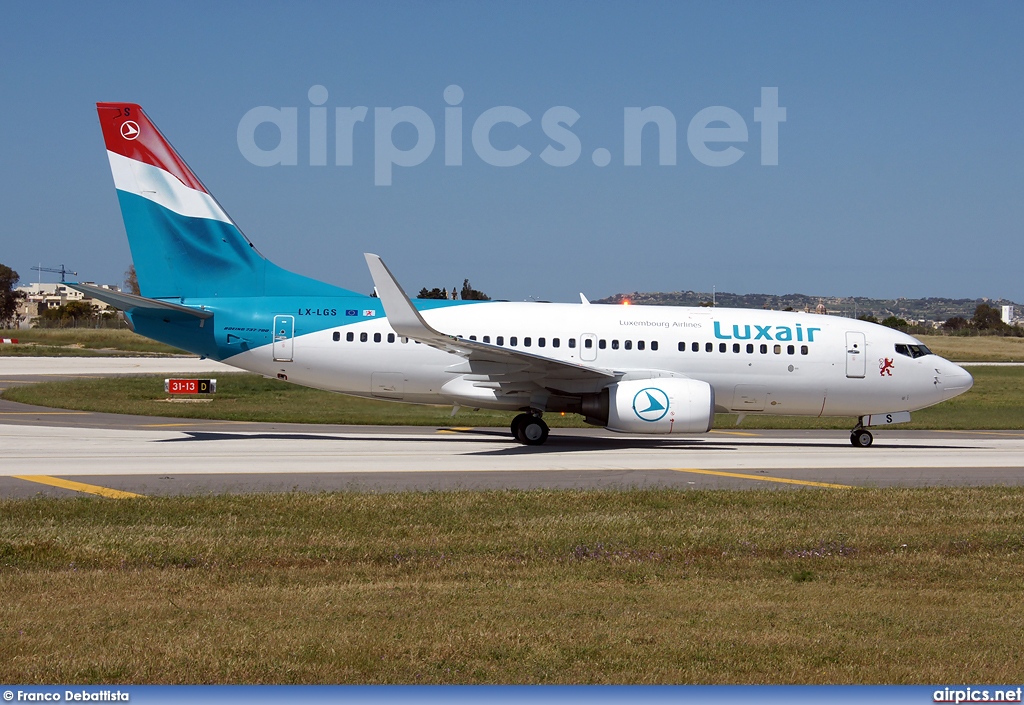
[14,282,120,329]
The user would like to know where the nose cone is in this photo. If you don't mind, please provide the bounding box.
[939,361,974,396]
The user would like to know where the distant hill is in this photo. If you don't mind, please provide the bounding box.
[593,291,1021,324]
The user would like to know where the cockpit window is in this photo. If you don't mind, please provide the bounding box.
[895,343,932,359]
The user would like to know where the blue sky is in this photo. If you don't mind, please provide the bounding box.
[2,2,1022,303]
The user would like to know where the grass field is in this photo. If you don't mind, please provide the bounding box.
[916,334,1024,362]
[4,367,1022,430]
[0,329,186,356]
[2,488,1023,684]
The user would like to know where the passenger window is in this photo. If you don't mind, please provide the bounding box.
[568,339,576,349]
[787,345,795,355]
[333,331,340,342]
[510,336,518,346]
[470,335,477,341]
[497,336,504,345]
[611,340,619,350]
[524,337,532,347]
[746,344,754,353]
[553,338,560,348]
[401,337,408,343]
[624,340,632,350]
[584,339,592,349]
[800,345,808,355]
[538,337,546,347]
[483,335,490,343]
[692,342,699,352]
[599,339,607,349]
[733,343,741,353]
[360,332,368,342]
[760,344,767,354]
[638,340,646,350]
[374,333,381,343]
[719,343,727,353]
[651,341,658,351]
[347,332,354,342]
[774,344,781,354]
[705,342,713,352]
[388,333,395,343]
[678,342,686,352]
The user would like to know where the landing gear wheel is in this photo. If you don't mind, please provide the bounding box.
[511,413,533,442]
[520,417,549,446]
[850,429,873,447]
[511,413,549,445]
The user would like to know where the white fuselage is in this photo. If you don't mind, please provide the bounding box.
[224,302,973,420]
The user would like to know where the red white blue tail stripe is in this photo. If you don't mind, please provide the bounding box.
[96,103,354,300]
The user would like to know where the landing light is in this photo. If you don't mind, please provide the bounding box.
[622,299,631,306]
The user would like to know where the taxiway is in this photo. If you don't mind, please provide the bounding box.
[1,357,1021,498]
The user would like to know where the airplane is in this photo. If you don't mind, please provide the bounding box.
[71,102,975,447]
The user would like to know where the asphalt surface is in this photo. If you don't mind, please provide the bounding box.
[2,357,1022,497]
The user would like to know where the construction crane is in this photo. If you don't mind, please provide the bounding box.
[32,264,78,283]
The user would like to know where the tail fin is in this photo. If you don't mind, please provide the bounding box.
[97,103,355,300]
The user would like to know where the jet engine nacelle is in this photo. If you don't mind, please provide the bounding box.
[605,378,715,434]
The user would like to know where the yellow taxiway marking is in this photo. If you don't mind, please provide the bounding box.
[437,427,475,434]
[673,468,854,489]
[709,429,761,437]
[12,475,143,499]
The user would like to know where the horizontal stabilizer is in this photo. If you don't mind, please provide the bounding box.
[67,283,212,319]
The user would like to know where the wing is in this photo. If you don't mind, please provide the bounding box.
[363,254,616,389]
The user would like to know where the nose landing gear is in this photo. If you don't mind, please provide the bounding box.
[850,425,873,447]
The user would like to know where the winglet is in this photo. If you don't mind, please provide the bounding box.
[580,293,590,305]
[363,254,616,379]
[363,253,451,343]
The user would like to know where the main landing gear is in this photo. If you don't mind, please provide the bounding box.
[511,412,549,445]
[850,424,873,447]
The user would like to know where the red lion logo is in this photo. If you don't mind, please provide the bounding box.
[879,358,895,376]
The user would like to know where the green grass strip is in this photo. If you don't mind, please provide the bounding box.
[2,488,1023,683]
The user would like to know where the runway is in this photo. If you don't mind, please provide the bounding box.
[2,357,1023,497]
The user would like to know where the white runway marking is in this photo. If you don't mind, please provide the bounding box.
[2,423,1022,477]
[0,357,236,377]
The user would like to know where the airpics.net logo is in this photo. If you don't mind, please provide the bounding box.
[237,85,786,186]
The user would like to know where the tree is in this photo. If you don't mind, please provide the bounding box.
[943,316,969,332]
[972,303,1007,332]
[460,279,490,301]
[880,316,909,331]
[124,264,140,295]
[0,263,26,328]
[857,314,879,324]
[35,301,97,328]
[417,287,448,300]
